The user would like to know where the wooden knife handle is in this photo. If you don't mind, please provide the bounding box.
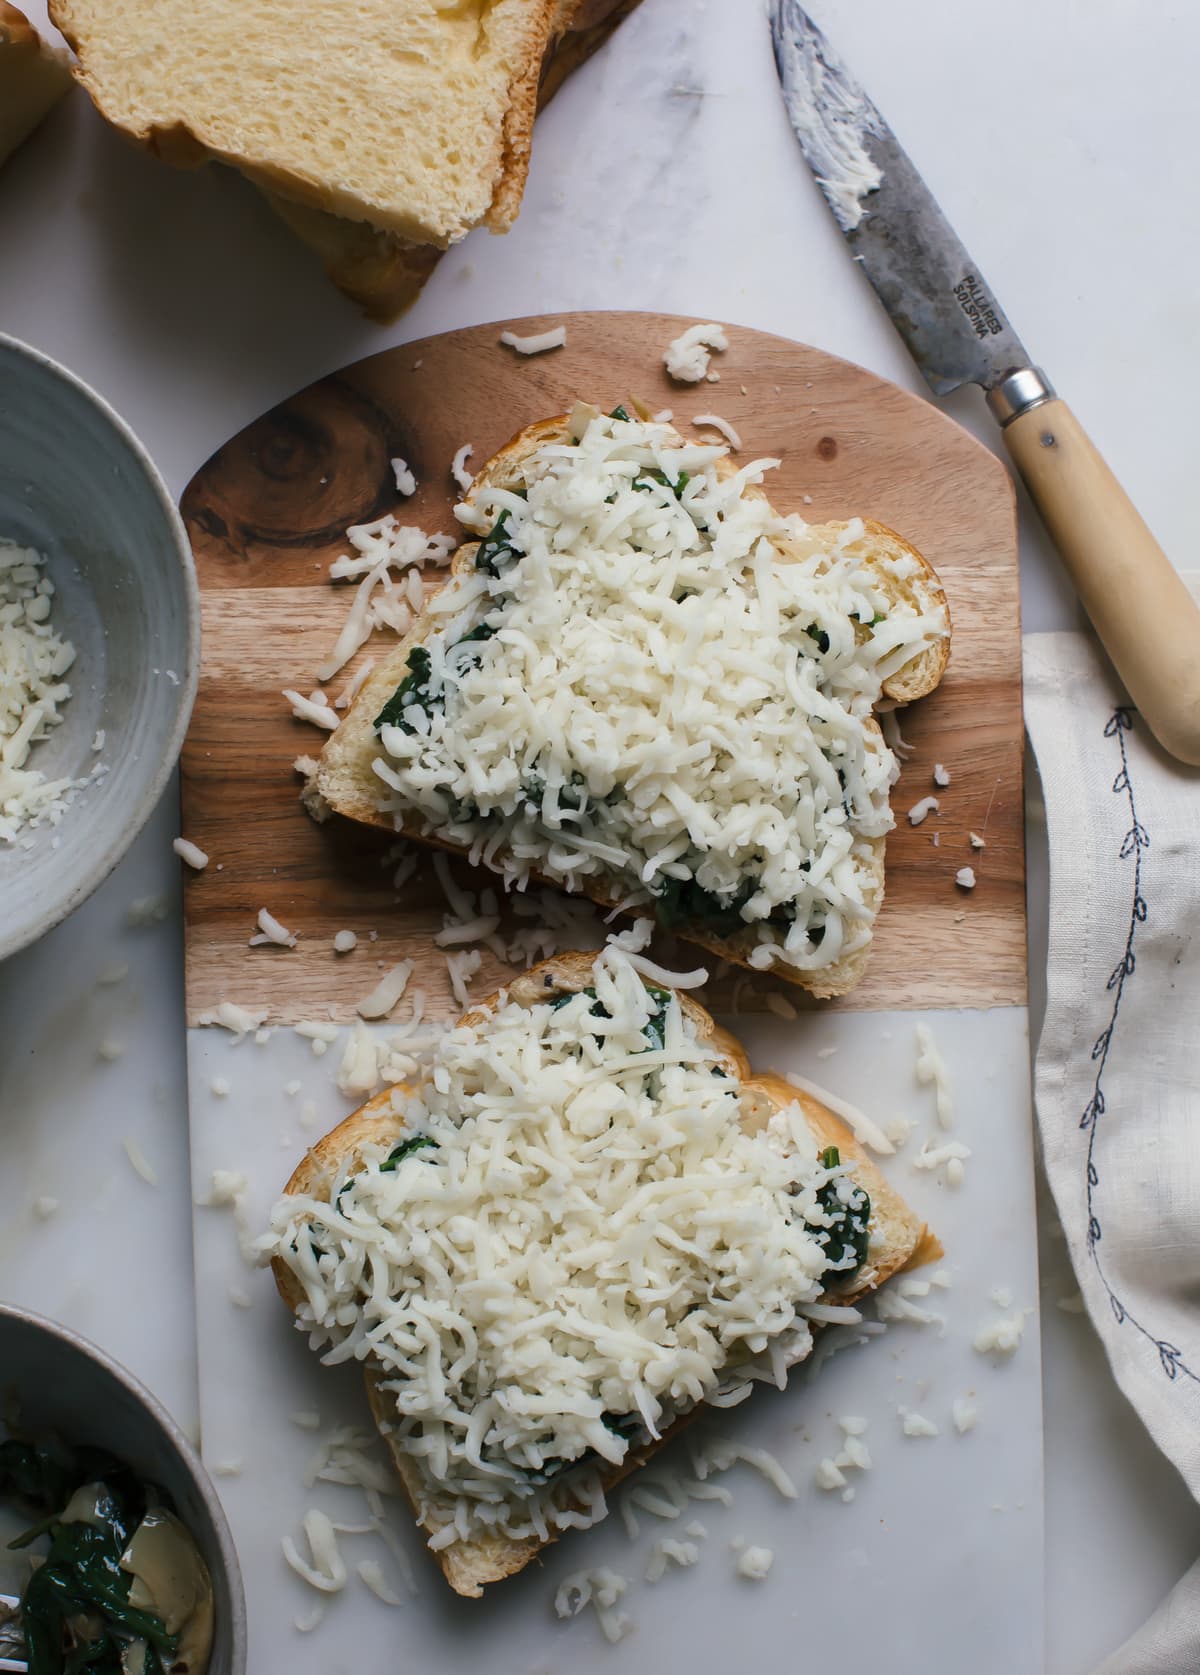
[1003,397,1200,766]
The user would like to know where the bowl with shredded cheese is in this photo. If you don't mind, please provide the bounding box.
[0,335,199,959]
[0,1302,246,1673]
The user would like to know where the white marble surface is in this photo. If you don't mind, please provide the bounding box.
[1,0,1198,1668]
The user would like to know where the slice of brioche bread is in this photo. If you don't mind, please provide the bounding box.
[0,2,72,168]
[316,413,950,998]
[271,950,938,1596]
[256,0,644,320]
[49,0,563,246]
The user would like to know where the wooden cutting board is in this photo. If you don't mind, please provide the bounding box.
[179,312,1023,1021]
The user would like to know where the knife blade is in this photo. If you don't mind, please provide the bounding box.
[769,0,1200,765]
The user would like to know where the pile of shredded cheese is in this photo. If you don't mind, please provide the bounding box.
[0,540,97,844]
[370,408,945,976]
[262,945,864,1547]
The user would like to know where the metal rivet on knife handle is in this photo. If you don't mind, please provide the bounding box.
[770,0,1200,766]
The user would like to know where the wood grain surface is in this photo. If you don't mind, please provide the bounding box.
[179,312,1024,1024]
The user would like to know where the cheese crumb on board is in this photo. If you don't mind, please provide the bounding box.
[644,1538,701,1582]
[554,1568,630,1643]
[908,796,940,826]
[499,325,566,355]
[969,831,986,849]
[249,907,298,948]
[173,837,209,870]
[973,1311,1029,1357]
[450,444,475,493]
[294,1605,325,1634]
[283,688,339,730]
[933,763,950,786]
[664,321,728,382]
[33,1195,59,1220]
[333,929,358,954]
[357,1558,406,1606]
[355,959,414,1020]
[122,1137,158,1186]
[956,866,977,890]
[900,1409,940,1438]
[736,1545,774,1580]
[952,1398,978,1434]
[692,411,742,449]
[97,1036,125,1063]
[282,1510,348,1594]
[815,1457,847,1491]
[390,458,416,496]
[914,1022,954,1127]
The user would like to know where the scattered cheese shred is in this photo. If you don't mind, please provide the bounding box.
[736,1545,774,1580]
[554,1567,631,1643]
[784,1070,895,1155]
[499,325,566,355]
[173,837,209,870]
[908,796,940,826]
[283,688,339,730]
[900,1409,940,1438]
[282,1510,348,1593]
[933,763,951,787]
[390,458,416,496]
[356,960,414,1020]
[956,866,977,890]
[249,907,298,948]
[333,929,358,954]
[914,1022,954,1127]
[450,444,475,493]
[952,1397,978,1434]
[973,1311,1028,1357]
[692,411,742,449]
[664,321,729,383]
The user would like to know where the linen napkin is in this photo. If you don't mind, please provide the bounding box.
[1023,629,1200,1674]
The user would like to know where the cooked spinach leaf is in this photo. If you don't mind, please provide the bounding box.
[375,624,495,735]
[2,1442,178,1675]
[380,1135,438,1171]
[609,405,631,422]
[814,1145,870,1283]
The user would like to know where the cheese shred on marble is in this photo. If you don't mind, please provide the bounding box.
[262,945,864,1547]
[371,409,946,977]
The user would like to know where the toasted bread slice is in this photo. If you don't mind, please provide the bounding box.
[317,414,950,998]
[50,0,567,247]
[271,951,937,1596]
[256,0,644,320]
[0,3,72,168]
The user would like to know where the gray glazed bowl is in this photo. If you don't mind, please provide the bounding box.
[0,1304,246,1674]
[0,336,199,960]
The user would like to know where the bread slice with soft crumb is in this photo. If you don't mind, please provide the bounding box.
[271,951,938,1596]
[49,0,563,246]
[317,412,950,998]
[0,2,72,169]
[255,0,644,320]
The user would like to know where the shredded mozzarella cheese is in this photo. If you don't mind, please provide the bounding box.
[451,445,475,493]
[0,541,102,842]
[356,960,414,1020]
[173,837,209,870]
[249,907,298,948]
[499,326,567,355]
[692,411,742,449]
[664,322,729,383]
[370,410,945,978]
[262,946,863,1548]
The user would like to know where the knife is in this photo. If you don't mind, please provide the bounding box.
[770,0,1200,766]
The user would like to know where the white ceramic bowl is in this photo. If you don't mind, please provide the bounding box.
[0,335,199,960]
[0,1303,246,1674]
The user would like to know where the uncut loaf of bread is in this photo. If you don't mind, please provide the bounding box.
[266,946,937,1595]
[48,0,641,318]
[317,404,950,997]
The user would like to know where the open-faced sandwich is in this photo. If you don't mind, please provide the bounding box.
[317,404,950,996]
[262,942,936,1595]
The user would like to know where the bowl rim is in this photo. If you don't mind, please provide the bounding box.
[0,333,201,961]
[0,1300,248,1672]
